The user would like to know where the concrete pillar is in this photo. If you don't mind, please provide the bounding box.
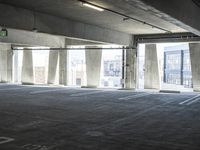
[144,44,161,89]
[0,44,13,83]
[13,50,18,83]
[0,50,7,82]
[21,50,34,84]
[7,49,13,82]
[125,48,137,89]
[189,43,200,92]
[85,46,102,88]
[47,50,59,84]
[0,53,1,81]
[59,50,68,85]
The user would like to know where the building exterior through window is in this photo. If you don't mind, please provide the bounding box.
[164,44,192,88]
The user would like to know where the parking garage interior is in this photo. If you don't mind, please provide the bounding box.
[1,0,200,150]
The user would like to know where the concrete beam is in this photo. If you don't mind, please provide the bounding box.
[0,3,132,45]
[0,28,65,48]
[139,0,200,35]
[135,32,200,44]
[65,38,107,46]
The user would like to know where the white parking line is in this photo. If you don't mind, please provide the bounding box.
[179,94,200,105]
[0,137,14,144]
[70,91,105,97]
[118,93,151,100]
[186,98,200,105]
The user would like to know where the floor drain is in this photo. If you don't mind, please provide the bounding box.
[86,131,104,137]
[0,137,14,144]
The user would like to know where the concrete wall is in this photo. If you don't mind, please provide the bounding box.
[21,50,34,84]
[144,44,161,89]
[85,47,102,88]
[0,44,12,83]
[189,43,200,92]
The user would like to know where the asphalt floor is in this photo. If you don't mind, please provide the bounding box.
[0,84,200,150]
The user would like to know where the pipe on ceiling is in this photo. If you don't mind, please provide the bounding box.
[78,0,172,33]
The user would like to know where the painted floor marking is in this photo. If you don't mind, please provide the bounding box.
[118,93,151,100]
[179,94,200,105]
[70,90,105,97]
[186,97,200,105]
[92,99,175,130]
[0,137,14,144]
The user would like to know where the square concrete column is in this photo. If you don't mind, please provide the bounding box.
[7,49,13,82]
[22,50,34,84]
[0,49,8,82]
[189,43,200,92]
[85,46,102,88]
[0,44,13,83]
[144,44,161,89]
[13,50,19,83]
[59,50,68,85]
[47,50,59,84]
[125,48,137,89]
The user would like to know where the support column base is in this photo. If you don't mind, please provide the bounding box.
[118,88,136,91]
[193,89,200,92]
[81,86,97,89]
[0,81,8,83]
[22,82,34,85]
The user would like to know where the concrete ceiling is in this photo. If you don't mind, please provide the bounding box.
[0,0,187,35]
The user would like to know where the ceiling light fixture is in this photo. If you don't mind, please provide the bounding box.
[82,2,104,11]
